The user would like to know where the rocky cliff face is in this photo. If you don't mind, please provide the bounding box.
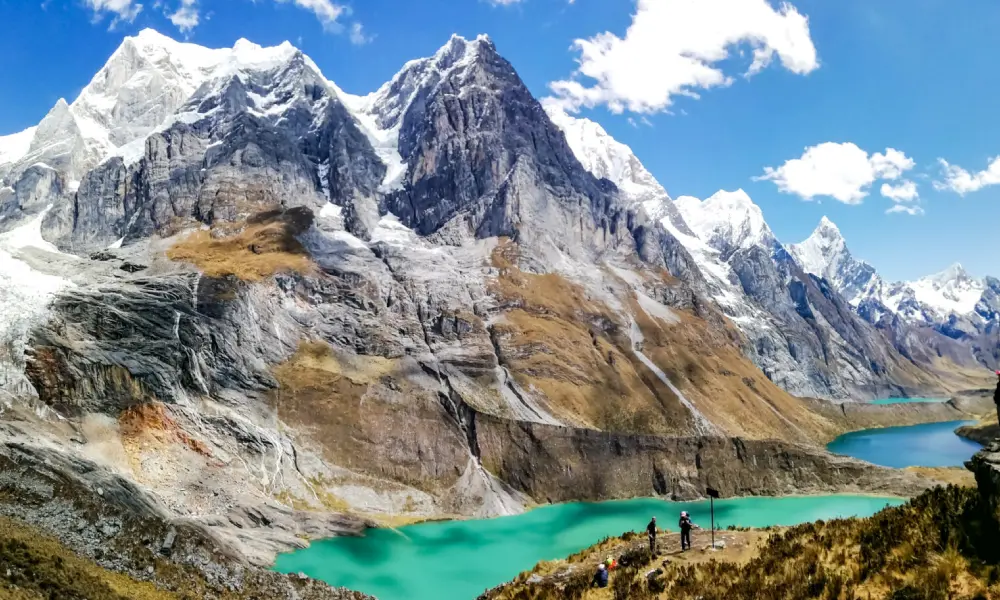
[477,416,930,503]
[0,29,974,580]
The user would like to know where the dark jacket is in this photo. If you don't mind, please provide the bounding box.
[679,515,693,531]
[646,520,657,536]
[994,379,999,404]
[592,568,609,588]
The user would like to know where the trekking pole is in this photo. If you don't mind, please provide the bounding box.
[707,487,719,550]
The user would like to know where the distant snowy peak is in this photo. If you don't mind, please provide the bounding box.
[787,216,883,306]
[543,103,667,203]
[788,216,988,320]
[675,189,776,255]
[893,263,985,318]
[788,217,845,275]
[924,263,976,287]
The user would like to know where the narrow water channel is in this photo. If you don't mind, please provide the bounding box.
[273,494,902,600]
[869,397,948,405]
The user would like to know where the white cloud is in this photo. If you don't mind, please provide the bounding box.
[546,0,818,114]
[756,142,915,204]
[276,0,347,28]
[881,180,923,216]
[870,148,915,180]
[348,22,372,45]
[487,0,525,5]
[886,203,924,216]
[168,0,198,32]
[933,157,1000,195]
[880,180,918,202]
[84,0,142,25]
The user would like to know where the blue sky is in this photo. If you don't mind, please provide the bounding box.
[0,0,995,281]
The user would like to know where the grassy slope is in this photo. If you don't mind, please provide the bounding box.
[0,515,180,600]
[485,486,1000,600]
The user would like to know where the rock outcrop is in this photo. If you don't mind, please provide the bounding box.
[0,420,372,599]
[968,438,1000,524]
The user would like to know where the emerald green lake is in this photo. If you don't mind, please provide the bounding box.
[869,397,948,405]
[273,494,903,600]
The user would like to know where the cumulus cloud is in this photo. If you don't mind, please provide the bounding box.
[168,0,198,32]
[546,0,818,114]
[933,157,1000,195]
[756,142,915,204]
[881,180,923,215]
[84,0,142,26]
[880,180,918,201]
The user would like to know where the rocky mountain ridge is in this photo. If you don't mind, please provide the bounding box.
[788,217,999,371]
[0,29,992,586]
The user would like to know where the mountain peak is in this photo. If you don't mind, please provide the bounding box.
[789,217,849,278]
[817,215,841,234]
[897,261,984,317]
[130,28,175,45]
[542,101,668,206]
[704,189,762,217]
[675,189,775,252]
[433,33,495,68]
[926,262,971,285]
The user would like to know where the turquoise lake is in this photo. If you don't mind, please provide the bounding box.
[273,494,903,600]
[827,419,983,468]
[869,397,948,405]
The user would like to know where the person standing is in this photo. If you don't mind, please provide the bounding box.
[994,370,1000,425]
[646,516,657,554]
[592,563,609,588]
[679,511,695,551]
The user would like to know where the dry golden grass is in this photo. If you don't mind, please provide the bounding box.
[487,240,851,442]
[166,208,315,281]
[904,467,977,487]
[0,516,179,600]
[488,241,692,434]
[628,297,844,443]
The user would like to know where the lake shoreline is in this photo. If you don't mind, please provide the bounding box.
[273,494,905,600]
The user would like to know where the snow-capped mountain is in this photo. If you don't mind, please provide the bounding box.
[541,103,695,236]
[0,28,991,597]
[0,29,322,192]
[1,30,217,187]
[789,217,992,324]
[543,104,665,203]
[0,127,36,169]
[675,190,778,256]
[539,110,933,399]
[887,263,985,320]
[788,216,884,307]
[786,218,998,369]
